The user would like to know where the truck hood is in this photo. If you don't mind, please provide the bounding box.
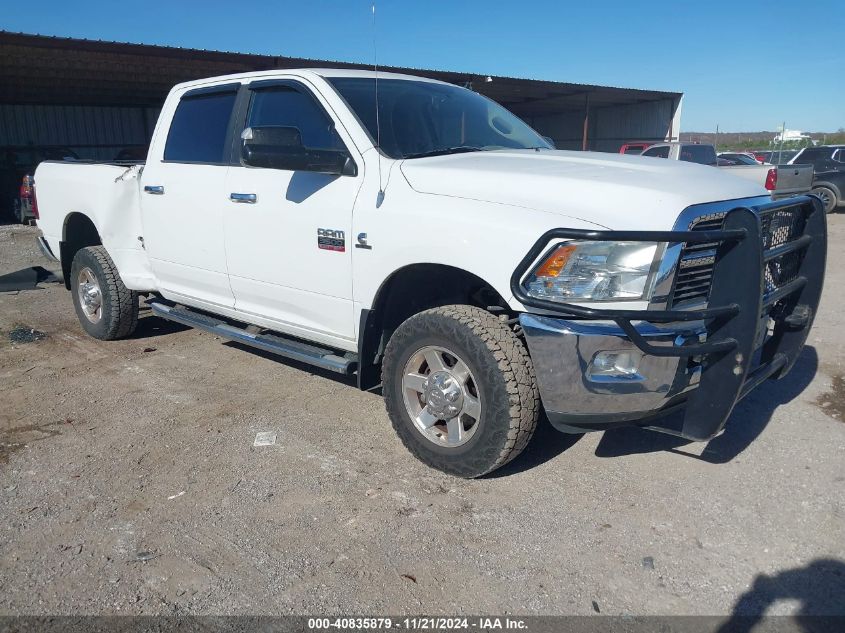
[399,149,767,230]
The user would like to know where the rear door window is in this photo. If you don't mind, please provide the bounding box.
[164,89,238,163]
[794,148,823,163]
[679,144,717,165]
[642,146,669,158]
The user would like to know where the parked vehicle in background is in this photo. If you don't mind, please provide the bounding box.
[3,146,79,224]
[642,142,718,165]
[14,174,37,224]
[756,150,799,165]
[788,145,845,168]
[32,69,827,477]
[618,141,653,155]
[642,142,813,199]
[784,146,845,213]
[776,150,800,164]
[718,152,762,165]
[806,170,845,213]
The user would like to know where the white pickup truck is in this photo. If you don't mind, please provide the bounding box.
[640,142,815,199]
[33,69,827,477]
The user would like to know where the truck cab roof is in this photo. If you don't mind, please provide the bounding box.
[171,68,448,93]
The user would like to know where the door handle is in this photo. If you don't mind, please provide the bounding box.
[230,193,257,204]
[144,185,164,195]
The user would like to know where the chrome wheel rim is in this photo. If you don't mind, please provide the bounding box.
[77,267,103,323]
[402,345,482,448]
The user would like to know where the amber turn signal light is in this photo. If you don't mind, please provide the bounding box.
[534,244,577,278]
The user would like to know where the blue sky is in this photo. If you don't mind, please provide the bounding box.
[3,0,843,132]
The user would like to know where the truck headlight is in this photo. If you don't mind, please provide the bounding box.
[524,241,663,302]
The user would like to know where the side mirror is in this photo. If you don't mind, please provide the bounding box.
[241,126,357,176]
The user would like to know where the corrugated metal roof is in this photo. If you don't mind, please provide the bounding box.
[0,31,682,114]
[1,30,681,93]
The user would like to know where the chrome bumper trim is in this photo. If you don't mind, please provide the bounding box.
[519,313,704,431]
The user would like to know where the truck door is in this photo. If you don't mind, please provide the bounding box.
[223,79,362,343]
[140,83,240,309]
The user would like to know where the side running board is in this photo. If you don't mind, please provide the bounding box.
[148,300,357,375]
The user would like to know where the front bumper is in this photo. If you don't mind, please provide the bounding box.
[513,196,827,440]
[520,315,702,433]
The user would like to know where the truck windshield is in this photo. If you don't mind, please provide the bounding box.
[327,78,551,159]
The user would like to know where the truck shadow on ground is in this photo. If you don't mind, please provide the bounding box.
[213,337,584,478]
[221,340,360,388]
[716,558,845,631]
[127,309,190,340]
[485,413,582,478]
[594,345,819,464]
[492,346,819,476]
[132,311,821,474]
[0,266,60,292]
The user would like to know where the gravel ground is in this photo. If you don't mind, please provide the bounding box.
[0,220,843,617]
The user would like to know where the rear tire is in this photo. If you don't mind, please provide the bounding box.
[382,305,540,478]
[70,246,138,340]
[811,185,837,214]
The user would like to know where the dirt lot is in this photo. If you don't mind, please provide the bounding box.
[1,220,843,617]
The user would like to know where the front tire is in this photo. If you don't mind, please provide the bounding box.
[811,185,838,214]
[70,246,139,340]
[382,305,540,478]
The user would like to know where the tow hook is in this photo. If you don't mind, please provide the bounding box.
[784,305,811,330]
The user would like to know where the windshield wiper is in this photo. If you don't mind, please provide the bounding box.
[403,146,484,159]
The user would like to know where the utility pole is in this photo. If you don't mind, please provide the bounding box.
[715,124,719,152]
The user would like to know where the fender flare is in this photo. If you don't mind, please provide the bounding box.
[59,212,102,289]
[355,263,508,391]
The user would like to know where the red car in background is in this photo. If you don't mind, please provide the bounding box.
[2,146,79,224]
[618,142,654,155]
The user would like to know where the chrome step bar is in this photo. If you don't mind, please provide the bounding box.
[148,300,357,375]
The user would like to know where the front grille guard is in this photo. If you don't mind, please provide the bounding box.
[510,195,827,440]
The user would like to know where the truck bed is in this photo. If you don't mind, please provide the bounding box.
[34,160,154,291]
[720,163,814,197]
